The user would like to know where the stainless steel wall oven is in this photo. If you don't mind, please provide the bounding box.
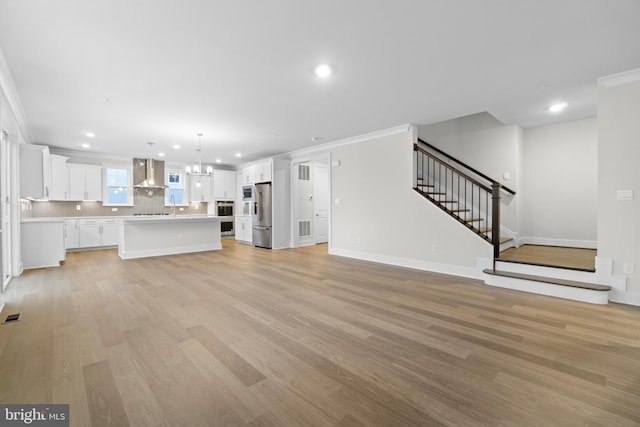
[216,200,235,236]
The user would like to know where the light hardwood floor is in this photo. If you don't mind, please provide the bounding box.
[498,245,597,271]
[1,240,639,426]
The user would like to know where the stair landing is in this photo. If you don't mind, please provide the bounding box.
[481,247,609,305]
[498,245,596,272]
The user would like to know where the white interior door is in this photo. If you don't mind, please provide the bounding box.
[313,164,329,244]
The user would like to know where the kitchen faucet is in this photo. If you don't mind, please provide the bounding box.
[170,194,176,216]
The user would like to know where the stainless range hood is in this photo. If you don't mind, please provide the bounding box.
[133,158,167,189]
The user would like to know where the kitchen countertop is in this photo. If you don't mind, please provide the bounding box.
[21,217,66,223]
[120,215,221,222]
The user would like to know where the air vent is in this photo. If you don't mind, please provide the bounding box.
[298,220,311,237]
[3,313,21,324]
[298,164,310,181]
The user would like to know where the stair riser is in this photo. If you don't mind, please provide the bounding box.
[493,261,599,283]
[484,275,608,304]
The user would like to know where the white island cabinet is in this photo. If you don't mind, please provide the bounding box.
[118,215,222,259]
[21,218,65,269]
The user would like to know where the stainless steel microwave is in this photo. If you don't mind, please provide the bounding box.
[242,185,253,201]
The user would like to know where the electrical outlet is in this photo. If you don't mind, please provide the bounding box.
[623,263,634,274]
[111,207,118,212]
[75,205,81,211]
[179,207,184,211]
[431,244,437,253]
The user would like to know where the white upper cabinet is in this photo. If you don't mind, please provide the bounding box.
[212,170,236,199]
[20,144,51,199]
[50,154,70,200]
[68,164,103,201]
[241,165,255,185]
[254,160,272,183]
[241,160,272,185]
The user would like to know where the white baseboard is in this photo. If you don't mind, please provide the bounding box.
[328,248,482,280]
[0,294,5,314]
[517,237,597,249]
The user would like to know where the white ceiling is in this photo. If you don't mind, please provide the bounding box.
[1,0,639,166]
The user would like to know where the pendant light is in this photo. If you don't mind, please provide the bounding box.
[186,133,212,185]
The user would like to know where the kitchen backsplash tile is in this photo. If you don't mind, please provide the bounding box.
[23,191,207,218]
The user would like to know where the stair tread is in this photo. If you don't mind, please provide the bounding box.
[482,269,611,291]
[462,217,483,222]
[447,209,470,213]
[478,227,492,233]
[500,237,513,244]
[437,200,458,204]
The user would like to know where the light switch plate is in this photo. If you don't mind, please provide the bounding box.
[503,172,511,180]
[623,263,634,274]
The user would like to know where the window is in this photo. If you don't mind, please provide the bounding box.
[104,167,132,205]
[166,171,185,205]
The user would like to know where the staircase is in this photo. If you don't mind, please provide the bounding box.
[413,139,514,258]
[414,138,611,304]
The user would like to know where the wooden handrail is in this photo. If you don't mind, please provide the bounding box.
[414,144,493,193]
[417,138,516,195]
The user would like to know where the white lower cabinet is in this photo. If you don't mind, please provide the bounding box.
[21,220,65,269]
[100,219,119,246]
[77,219,119,248]
[235,216,252,243]
[64,219,80,249]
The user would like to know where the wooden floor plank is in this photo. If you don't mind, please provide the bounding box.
[83,360,130,427]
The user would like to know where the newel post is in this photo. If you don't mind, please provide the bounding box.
[491,183,501,262]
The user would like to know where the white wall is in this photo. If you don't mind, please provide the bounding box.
[329,127,491,277]
[417,112,520,232]
[598,71,640,300]
[520,118,597,246]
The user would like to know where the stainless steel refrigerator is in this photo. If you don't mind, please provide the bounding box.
[252,182,272,248]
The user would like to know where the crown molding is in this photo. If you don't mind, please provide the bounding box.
[279,123,412,160]
[0,46,32,142]
[598,68,640,88]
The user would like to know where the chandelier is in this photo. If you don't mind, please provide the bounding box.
[185,133,213,187]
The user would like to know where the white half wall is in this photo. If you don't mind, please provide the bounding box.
[520,118,597,245]
[329,126,492,276]
[597,70,640,302]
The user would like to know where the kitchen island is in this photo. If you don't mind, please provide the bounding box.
[118,215,222,259]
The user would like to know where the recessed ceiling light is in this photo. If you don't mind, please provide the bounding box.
[85,132,95,138]
[158,152,165,157]
[81,143,90,148]
[314,64,332,78]
[235,153,242,158]
[215,159,221,163]
[173,144,180,149]
[549,102,568,113]
[311,136,323,142]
